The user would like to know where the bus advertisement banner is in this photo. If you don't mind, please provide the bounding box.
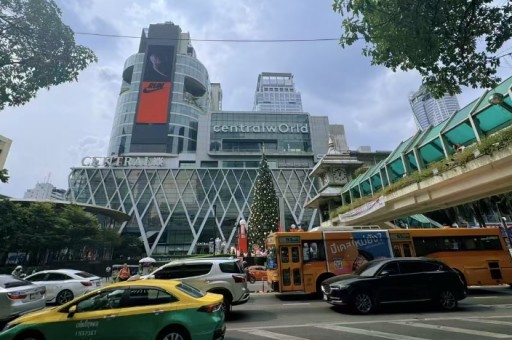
[324,230,393,276]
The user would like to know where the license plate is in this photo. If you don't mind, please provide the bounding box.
[95,282,100,286]
[30,293,38,300]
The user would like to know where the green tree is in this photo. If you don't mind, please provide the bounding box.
[0,169,8,183]
[332,0,512,97]
[113,234,145,260]
[0,0,97,110]
[248,153,279,253]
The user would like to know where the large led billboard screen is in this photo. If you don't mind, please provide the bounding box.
[136,45,174,124]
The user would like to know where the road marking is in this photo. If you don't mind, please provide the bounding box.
[228,314,512,331]
[392,321,512,338]
[315,324,429,340]
[239,329,308,340]
[472,296,502,299]
[282,303,311,306]
[457,318,512,326]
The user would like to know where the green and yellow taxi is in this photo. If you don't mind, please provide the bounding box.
[0,279,225,340]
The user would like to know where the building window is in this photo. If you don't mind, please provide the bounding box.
[201,161,218,168]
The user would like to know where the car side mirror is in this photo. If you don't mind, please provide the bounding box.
[68,305,77,318]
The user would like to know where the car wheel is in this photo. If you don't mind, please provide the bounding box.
[351,291,374,314]
[438,289,458,311]
[222,294,232,316]
[56,289,74,305]
[249,276,256,284]
[157,327,190,340]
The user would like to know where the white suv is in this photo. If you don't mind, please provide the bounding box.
[146,258,250,313]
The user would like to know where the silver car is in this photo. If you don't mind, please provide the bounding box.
[0,275,46,323]
[146,257,250,314]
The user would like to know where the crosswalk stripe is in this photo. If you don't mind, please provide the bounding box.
[458,318,512,326]
[239,329,309,340]
[392,321,512,338]
[315,324,430,340]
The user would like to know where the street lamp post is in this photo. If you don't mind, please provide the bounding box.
[277,192,285,232]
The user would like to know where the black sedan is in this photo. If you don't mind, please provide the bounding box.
[321,257,466,314]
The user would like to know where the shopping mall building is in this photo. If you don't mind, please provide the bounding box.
[67,22,383,256]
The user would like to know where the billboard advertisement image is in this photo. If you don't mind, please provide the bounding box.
[324,230,393,276]
[136,45,174,124]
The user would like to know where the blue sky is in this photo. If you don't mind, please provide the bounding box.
[1,0,511,198]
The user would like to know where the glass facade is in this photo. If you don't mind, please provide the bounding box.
[409,85,460,131]
[253,72,303,112]
[68,23,342,256]
[68,166,319,255]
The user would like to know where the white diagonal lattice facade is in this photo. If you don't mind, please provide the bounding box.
[68,167,320,256]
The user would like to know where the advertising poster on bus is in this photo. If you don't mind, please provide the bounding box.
[324,230,393,275]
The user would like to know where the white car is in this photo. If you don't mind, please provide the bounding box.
[24,269,101,305]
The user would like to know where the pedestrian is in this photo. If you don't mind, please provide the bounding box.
[11,265,24,279]
[105,265,112,282]
[117,263,131,282]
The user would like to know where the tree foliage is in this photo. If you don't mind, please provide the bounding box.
[332,0,512,97]
[0,200,123,264]
[248,154,279,253]
[0,0,97,110]
[0,168,8,183]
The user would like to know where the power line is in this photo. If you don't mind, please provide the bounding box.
[74,31,340,43]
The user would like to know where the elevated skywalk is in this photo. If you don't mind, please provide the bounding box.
[336,75,512,226]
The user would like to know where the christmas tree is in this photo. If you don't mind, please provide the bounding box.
[248,153,279,254]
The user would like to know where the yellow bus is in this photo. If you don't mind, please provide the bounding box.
[266,229,394,294]
[389,228,512,287]
[266,227,512,294]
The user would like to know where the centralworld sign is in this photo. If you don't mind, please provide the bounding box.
[212,123,309,134]
[81,156,165,167]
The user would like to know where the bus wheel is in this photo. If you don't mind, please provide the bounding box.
[316,273,335,297]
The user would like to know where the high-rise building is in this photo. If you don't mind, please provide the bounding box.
[68,22,349,256]
[409,85,460,130]
[24,182,66,201]
[0,134,12,170]
[253,72,303,112]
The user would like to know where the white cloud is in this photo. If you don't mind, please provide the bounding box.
[1,0,510,198]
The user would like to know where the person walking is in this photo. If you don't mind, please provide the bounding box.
[105,265,112,282]
[117,264,131,282]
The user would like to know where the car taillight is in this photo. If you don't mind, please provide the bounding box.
[81,281,93,286]
[198,303,222,313]
[232,274,246,283]
[7,292,28,300]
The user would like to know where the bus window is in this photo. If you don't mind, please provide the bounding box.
[393,245,402,257]
[403,243,412,257]
[281,248,289,263]
[291,247,300,263]
[267,246,277,269]
[302,241,325,262]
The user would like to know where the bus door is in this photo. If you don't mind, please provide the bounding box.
[279,245,304,292]
[392,242,414,257]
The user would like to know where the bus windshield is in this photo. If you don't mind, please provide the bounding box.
[267,246,277,269]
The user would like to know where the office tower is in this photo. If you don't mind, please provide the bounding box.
[68,22,358,256]
[0,134,12,170]
[409,85,460,130]
[107,23,211,156]
[253,72,303,112]
[24,182,66,200]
